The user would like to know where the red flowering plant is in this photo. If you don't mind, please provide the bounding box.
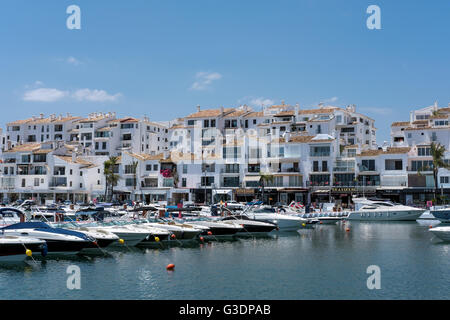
[160,169,172,178]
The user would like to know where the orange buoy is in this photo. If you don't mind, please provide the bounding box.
[166,264,175,270]
[199,236,204,242]
[171,234,176,239]
[346,228,350,232]
[429,225,433,229]
[319,221,323,225]
[207,231,212,236]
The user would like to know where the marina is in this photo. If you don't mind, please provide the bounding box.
[0,199,448,299]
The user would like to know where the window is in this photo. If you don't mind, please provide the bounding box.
[201,176,214,186]
[183,164,188,174]
[361,159,375,171]
[121,123,134,129]
[34,178,40,187]
[385,159,403,171]
[153,164,158,171]
[125,165,136,174]
[80,171,83,177]
[182,178,187,187]
[322,161,328,172]
[310,146,330,157]
[440,176,449,184]
[187,120,195,126]
[418,147,431,156]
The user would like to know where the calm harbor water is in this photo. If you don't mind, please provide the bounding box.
[1,221,449,300]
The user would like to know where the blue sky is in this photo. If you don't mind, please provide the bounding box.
[0,0,449,143]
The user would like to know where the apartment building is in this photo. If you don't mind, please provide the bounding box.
[1,102,447,206]
[389,103,450,204]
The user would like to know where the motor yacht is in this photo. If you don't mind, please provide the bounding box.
[57,224,120,253]
[429,206,450,224]
[220,215,278,236]
[243,206,309,231]
[429,226,450,241]
[83,224,151,247]
[346,198,426,221]
[182,218,243,239]
[0,207,23,226]
[0,222,95,256]
[139,219,203,240]
[0,235,47,262]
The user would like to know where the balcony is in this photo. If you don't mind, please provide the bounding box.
[162,178,174,187]
[49,177,68,188]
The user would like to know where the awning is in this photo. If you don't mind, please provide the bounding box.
[213,189,232,195]
[235,188,255,195]
[313,189,330,193]
[243,176,261,182]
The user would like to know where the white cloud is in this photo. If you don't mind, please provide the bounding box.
[238,96,275,108]
[359,107,392,116]
[23,87,122,103]
[190,72,222,91]
[23,88,69,102]
[320,96,338,104]
[249,97,275,107]
[66,56,82,66]
[72,89,122,102]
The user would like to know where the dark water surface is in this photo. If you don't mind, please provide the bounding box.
[1,221,449,299]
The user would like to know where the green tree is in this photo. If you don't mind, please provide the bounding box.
[430,142,450,203]
[131,160,138,201]
[103,156,120,202]
[259,172,274,204]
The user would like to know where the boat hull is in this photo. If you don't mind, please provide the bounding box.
[430,227,450,241]
[346,209,425,221]
[430,209,450,224]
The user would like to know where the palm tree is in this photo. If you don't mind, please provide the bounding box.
[103,156,120,202]
[430,142,450,203]
[103,160,112,201]
[131,160,138,201]
[259,172,274,204]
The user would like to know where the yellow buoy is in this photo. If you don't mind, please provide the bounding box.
[155,237,160,242]
[26,249,32,257]
[302,223,306,227]
[119,239,125,244]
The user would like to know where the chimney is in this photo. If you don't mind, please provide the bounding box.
[221,106,224,115]
[40,113,44,119]
[295,104,299,116]
[197,105,201,113]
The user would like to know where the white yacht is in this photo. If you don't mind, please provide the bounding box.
[1,222,95,255]
[429,226,450,241]
[346,198,426,221]
[84,224,150,246]
[0,236,47,262]
[243,206,309,231]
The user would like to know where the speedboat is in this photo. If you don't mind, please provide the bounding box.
[429,226,450,241]
[84,224,150,247]
[416,210,441,227]
[141,218,203,240]
[0,236,47,262]
[1,222,95,256]
[220,215,277,236]
[0,207,23,227]
[346,198,426,221]
[60,225,120,253]
[429,206,450,224]
[243,206,309,231]
[183,219,243,239]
